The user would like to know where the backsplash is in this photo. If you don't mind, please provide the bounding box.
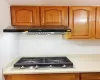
[19,35,100,56]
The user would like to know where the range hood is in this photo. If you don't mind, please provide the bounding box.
[3,26,71,34]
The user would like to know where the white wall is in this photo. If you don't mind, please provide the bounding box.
[19,35,100,57]
[6,0,100,6]
[0,0,18,79]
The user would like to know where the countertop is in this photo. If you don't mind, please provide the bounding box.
[3,54,100,75]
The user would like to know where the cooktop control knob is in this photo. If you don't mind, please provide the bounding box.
[29,66,34,69]
[34,65,39,69]
[20,66,25,69]
[62,65,67,68]
[49,65,53,68]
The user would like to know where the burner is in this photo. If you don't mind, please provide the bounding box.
[46,59,65,63]
[14,57,73,68]
[45,57,71,64]
[16,57,44,64]
[22,60,39,64]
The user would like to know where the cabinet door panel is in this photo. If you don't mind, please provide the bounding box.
[73,10,89,36]
[96,7,100,39]
[81,73,100,80]
[11,6,40,26]
[69,7,95,39]
[15,10,33,23]
[5,74,79,80]
[41,6,68,26]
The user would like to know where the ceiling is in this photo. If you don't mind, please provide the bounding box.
[5,0,100,6]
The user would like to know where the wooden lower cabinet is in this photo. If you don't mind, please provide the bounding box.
[81,73,100,80]
[4,73,100,80]
[5,73,100,80]
[5,74,79,80]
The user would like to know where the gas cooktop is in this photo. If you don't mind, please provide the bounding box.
[14,57,73,69]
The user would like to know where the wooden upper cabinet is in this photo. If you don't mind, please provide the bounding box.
[41,6,68,26]
[69,7,95,39]
[96,7,100,39]
[11,6,40,26]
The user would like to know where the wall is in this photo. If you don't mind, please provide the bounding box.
[19,35,100,56]
[0,0,18,79]
[7,0,100,57]
[6,0,100,6]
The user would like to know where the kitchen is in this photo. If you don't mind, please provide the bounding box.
[1,0,100,80]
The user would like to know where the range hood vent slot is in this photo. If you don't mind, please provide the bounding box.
[21,32,66,35]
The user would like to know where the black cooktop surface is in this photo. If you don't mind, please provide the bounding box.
[14,57,73,68]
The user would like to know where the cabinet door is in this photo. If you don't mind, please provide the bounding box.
[11,6,40,26]
[5,74,79,80]
[81,73,100,80]
[96,7,100,39]
[69,7,95,39]
[41,6,68,26]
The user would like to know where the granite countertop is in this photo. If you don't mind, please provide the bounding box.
[3,54,100,75]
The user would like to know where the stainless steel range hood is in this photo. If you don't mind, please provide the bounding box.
[3,26,71,34]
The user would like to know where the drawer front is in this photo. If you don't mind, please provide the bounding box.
[81,73,100,80]
[5,74,79,80]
